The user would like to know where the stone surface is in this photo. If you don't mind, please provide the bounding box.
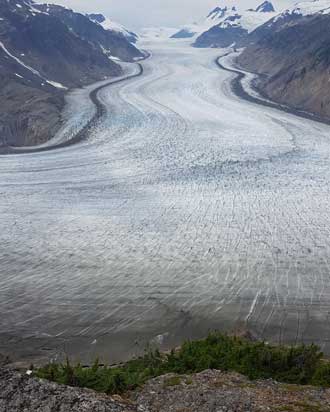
[1,367,330,411]
[134,370,330,412]
[0,368,135,412]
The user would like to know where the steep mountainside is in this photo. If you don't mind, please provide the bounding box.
[34,4,143,62]
[0,0,141,147]
[193,1,277,47]
[238,0,330,119]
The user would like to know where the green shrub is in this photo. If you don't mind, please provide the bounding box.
[36,332,330,395]
[312,362,330,387]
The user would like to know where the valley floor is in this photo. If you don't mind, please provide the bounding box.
[1,39,330,365]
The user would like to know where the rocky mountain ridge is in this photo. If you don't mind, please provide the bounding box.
[193,1,277,47]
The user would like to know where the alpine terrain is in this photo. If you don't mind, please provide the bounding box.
[171,1,277,47]
[1,1,330,409]
[0,0,143,147]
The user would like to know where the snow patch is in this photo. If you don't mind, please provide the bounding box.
[46,80,67,90]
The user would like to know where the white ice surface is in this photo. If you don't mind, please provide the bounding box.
[2,39,330,359]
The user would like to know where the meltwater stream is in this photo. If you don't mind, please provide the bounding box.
[2,39,330,364]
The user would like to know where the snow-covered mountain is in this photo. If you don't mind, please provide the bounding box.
[248,0,330,44]
[87,13,139,44]
[171,5,237,39]
[171,1,277,44]
[255,1,275,12]
[277,0,330,18]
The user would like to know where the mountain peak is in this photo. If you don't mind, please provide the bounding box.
[207,6,228,20]
[255,1,275,13]
[88,13,106,24]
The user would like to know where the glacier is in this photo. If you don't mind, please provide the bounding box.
[1,38,330,364]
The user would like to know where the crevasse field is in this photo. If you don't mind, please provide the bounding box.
[2,39,330,364]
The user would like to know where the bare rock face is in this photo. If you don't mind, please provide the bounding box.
[0,368,136,412]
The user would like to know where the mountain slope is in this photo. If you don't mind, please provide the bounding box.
[0,0,141,147]
[33,4,143,62]
[237,0,330,119]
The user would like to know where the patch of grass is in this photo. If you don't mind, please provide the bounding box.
[184,377,193,385]
[279,383,307,392]
[163,375,181,387]
[36,332,330,395]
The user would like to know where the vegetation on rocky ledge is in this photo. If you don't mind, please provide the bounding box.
[36,333,330,395]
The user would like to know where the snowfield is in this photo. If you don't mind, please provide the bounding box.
[2,39,330,364]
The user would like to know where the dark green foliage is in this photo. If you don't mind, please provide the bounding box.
[36,332,330,395]
[312,362,330,387]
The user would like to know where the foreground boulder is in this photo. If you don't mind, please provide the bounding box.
[0,368,135,412]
